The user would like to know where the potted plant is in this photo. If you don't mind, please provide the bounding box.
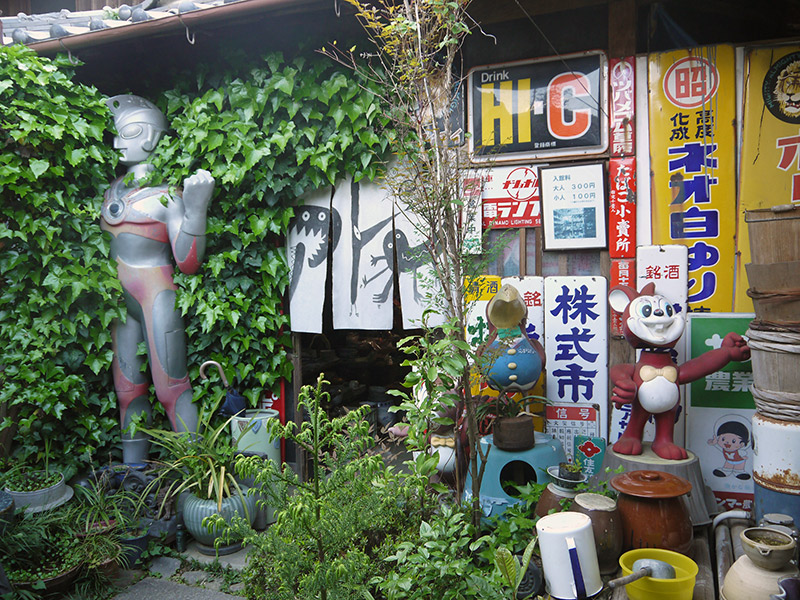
[144,413,256,555]
[0,504,84,594]
[546,462,588,490]
[70,470,146,537]
[1,441,70,513]
[476,391,546,451]
[84,532,125,579]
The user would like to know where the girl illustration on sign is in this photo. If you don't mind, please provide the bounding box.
[708,415,752,480]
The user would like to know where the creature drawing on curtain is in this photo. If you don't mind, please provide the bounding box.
[362,227,427,304]
[288,199,341,302]
[348,178,393,313]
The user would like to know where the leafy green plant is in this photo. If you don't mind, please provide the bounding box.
[495,537,539,600]
[480,482,545,558]
[69,471,147,536]
[377,503,504,600]
[390,316,468,454]
[321,0,504,530]
[217,373,437,600]
[0,44,122,472]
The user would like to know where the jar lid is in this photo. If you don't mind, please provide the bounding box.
[610,470,692,498]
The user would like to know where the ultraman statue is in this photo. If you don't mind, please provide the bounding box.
[101,95,214,463]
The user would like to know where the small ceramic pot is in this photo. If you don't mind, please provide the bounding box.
[611,470,693,554]
[535,483,579,518]
[493,414,535,451]
[741,527,796,571]
[569,492,624,575]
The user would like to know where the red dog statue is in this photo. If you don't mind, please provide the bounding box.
[608,283,750,460]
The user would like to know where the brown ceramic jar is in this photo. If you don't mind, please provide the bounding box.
[610,470,693,554]
[569,492,624,575]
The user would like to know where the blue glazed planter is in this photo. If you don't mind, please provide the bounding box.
[182,490,256,555]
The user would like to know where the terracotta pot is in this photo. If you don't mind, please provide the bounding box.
[493,414,535,451]
[611,470,693,554]
[570,492,624,575]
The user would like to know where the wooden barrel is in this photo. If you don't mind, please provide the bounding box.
[745,205,800,264]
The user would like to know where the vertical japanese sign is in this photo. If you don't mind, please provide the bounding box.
[481,165,542,229]
[544,276,608,439]
[686,314,755,511]
[609,258,635,336]
[610,57,636,157]
[649,45,737,313]
[735,45,800,312]
[608,157,637,258]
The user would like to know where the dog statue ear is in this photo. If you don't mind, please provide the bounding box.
[608,284,639,314]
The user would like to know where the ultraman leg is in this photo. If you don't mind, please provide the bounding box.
[112,316,153,463]
[147,288,198,433]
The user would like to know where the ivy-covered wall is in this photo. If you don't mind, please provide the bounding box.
[0,45,390,473]
[0,45,122,472]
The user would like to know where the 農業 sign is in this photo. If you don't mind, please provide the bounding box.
[468,51,608,163]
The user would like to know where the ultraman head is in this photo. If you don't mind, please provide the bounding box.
[106,95,167,166]
[609,282,685,349]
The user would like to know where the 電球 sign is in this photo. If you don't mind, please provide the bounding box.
[468,51,608,163]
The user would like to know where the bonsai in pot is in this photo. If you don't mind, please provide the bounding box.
[145,413,255,555]
[475,391,547,452]
[547,461,589,490]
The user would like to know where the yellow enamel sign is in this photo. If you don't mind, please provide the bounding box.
[735,45,800,312]
[649,45,737,313]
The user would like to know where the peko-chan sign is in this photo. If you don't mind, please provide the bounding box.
[468,51,608,163]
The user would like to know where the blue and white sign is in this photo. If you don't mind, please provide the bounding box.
[545,276,608,439]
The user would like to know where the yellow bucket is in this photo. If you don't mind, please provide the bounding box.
[619,548,698,600]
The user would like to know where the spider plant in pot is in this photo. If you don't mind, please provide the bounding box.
[144,412,256,556]
[69,469,146,537]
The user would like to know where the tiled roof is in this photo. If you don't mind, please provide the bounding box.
[0,0,294,50]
